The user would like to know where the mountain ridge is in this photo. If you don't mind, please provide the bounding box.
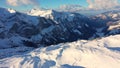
[0,7,95,48]
[0,7,120,48]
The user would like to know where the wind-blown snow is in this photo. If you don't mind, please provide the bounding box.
[0,35,120,68]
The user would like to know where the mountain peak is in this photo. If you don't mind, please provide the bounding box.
[7,8,16,13]
[0,7,16,13]
[28,8,55,16]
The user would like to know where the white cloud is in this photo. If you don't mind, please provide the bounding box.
[6,0,38,6]
[57,0,120,12]
[87,0,119,10]
[57,4,85,12]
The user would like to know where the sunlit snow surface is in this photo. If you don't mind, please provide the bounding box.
[0,35,120,68]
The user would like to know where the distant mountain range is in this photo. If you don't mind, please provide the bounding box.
[92,10,120,37]
[0,7,120,48]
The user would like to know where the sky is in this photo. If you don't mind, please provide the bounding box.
[0,0,120,11]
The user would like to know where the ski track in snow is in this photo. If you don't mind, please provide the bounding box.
[0,35,120,68]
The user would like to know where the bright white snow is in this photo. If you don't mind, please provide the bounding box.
[0,35,120,68]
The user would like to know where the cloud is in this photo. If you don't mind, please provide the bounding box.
[6,0,39,6]
[87,0,120,10]
[57,0,120,12]
[57,4,85,12]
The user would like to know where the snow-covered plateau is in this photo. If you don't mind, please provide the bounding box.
[0,35,120,68]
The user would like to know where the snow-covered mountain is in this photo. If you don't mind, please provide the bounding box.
[1,7,120,48]
[0,7,120,68]
[0,7,95,48]
[91,10,120,27]
[28,8,89,24]
[0,35,120,68]
[92,10,120,38]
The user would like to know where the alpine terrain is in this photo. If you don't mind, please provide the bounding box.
[0,7,120,68]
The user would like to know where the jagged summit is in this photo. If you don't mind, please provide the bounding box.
[28,8,55,19]
[28,8,86,22]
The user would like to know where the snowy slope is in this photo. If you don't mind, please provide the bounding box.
[0,35,120,68]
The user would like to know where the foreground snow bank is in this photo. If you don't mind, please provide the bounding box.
[0,35,120,68]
